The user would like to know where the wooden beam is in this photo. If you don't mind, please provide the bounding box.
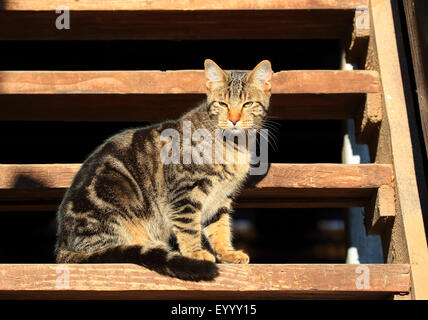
[355,93,383,144]
[369,0,428,299]
[0,163,393,211]
[0,70,380,94]
[0,0,370,11]
[0,264,410,299]
[365,185,396,235]
[346,5,371,68]
[0,70,379,121]
[0,1,368,40]
[403,0,428,156]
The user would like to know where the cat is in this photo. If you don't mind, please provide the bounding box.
[55,59,273,281]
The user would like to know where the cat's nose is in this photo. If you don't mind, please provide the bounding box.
[229,118,240,125]
[229,109,241,125]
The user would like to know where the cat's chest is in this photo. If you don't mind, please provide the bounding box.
[201,164,249,216]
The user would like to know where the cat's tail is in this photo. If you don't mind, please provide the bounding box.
[56,245,219,282]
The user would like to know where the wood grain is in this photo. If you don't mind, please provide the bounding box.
[346,6,371,68]
[0,163,393,211]
[0,1,368,40]
[403,0,428,156]
[0,0,370,11]
[355,93,383,144]
[0,70,378,121]
[366,185,396,235]
[0,264,410,299]
[0,70,380,94]
[369,0,428,299]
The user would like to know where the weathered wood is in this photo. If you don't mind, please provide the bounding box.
[365,185,396,235]
[346,5,371,68]
[0,0,370,10]
[369,0,428,299]
[0,264,410,299]
[0,163,393,211]
[0,70,380,94]
[403,0,428,156]
[355,93,383,144]
[0,1,368,40]
[0,70,379,121]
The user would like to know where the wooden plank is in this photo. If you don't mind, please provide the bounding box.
[355,93,383,144]
[369,0,428,299]
[0,0,370,11]
[0,70,378,121]
[0,1,368,40]
[0,264,410,299]
[0,70,380,94]
[0,163,393,211]
[365,185,396,235]
[346,5,371,68]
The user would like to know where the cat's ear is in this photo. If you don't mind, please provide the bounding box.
[246,60,273,92]
[204,59,228,90]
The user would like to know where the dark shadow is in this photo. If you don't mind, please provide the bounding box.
[12,174,47,189]
[0,39,341,71]
[0,174,56,263]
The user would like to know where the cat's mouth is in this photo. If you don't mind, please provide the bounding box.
[220,126,246,133]
[220,125,261,132]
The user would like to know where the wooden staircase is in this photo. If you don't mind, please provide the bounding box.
[0,0,427,299]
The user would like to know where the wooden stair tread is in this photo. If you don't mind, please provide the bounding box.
[0,70,379,94]
[0,70,379,121]
[0,0,369,10]
[0,163,393,211]
[0,0,368,40]
[0,264,410,299]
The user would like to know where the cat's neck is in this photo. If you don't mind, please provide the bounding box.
[180,101,214,132]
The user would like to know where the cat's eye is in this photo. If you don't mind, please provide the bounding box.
[217,101,229,108]
[243,101,253,108]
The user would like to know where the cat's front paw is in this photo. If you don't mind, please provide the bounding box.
[186,250,216,263]
[218,250,250,264]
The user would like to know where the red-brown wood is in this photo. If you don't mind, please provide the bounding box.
[0,1,368,40]
[0,70,380,94]
[0,0,369,10]
[0,163,393,211]
[0,70,379,121]
[0,264,410,299]
[369,0,428,299]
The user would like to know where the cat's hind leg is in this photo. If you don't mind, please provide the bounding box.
[56,216,219,281]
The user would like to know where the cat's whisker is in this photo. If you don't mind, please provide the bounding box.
[258,129,279,152]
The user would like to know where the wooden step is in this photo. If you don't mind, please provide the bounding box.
[0,0,369,40]
[0,264,410,299]
[0,70,379,121]
[0,163,393,211]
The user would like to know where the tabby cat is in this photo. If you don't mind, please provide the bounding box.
[55,59,273,281]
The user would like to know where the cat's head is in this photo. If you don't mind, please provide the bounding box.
[204,59,272,132]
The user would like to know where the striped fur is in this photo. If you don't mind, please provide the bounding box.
[55,59,272,281]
